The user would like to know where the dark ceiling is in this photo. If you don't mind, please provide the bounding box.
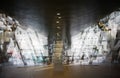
[0,0,120,36]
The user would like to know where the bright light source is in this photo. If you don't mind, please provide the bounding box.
[57,13,60,15]
[58,16,61,19]
[69,24,113,65]
[56,21,59,23]
[57,26,61,29]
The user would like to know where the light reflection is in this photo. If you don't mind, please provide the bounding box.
[0,13,48,66]
[69,11,120,65]
[1,10,120,66]
[11,27,48,66]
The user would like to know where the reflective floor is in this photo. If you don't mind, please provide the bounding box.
[0,64,120,78]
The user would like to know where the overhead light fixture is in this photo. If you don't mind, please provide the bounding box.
[57,26,61,29]
[57,13,60,15]
[58,17,61,19]
[56,21,59,23]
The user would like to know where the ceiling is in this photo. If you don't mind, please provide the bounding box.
[0,0,120,36]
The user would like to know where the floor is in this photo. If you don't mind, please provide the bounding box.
[0,64,120,78]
